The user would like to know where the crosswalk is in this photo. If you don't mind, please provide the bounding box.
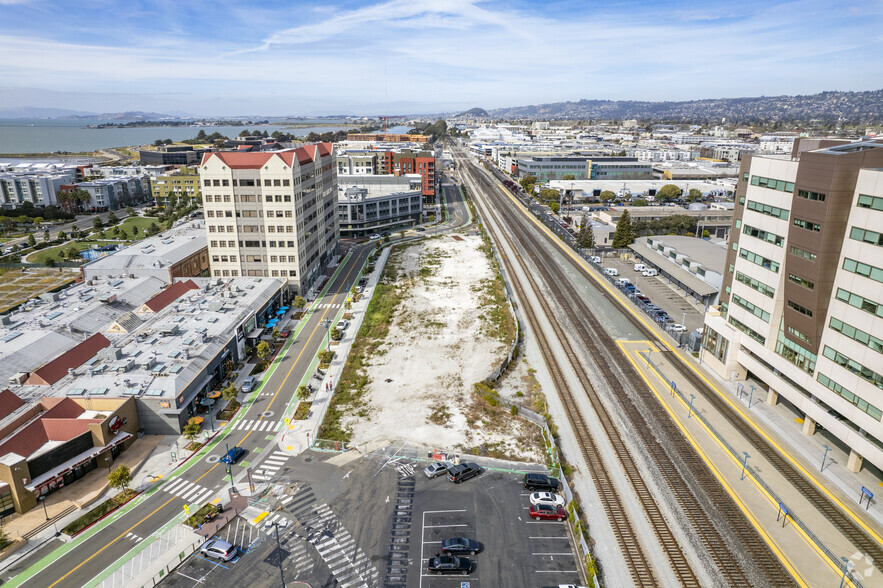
[312,302,342,309]
[253,450,290,481]
[307,503,380,588]
[161,477,213,504]
[230,419,283,432]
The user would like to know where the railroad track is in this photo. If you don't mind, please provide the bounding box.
[460,153,796,586]
[466,151,883,578]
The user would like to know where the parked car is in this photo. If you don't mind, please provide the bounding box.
[241,376,257,393]
[447,462,482,483]
[642,269,659,277]
[529,504,567,521]
[368,233,380,240]
[602,267,618,276]
[279,326,291,338]
[670,323,688,332]
[590,256,601,264]
[201,539,237,561]
[440,537,482,555]
[424,462,451,479]
[415,227,426,232]
[427,555,473,575]
[615,277,630,287]
[636,294,651,303]
[634,263,647,271]
[337,319,350,331]
[529,492,566,507]
[523,473,560,491]
[221,446,245,464]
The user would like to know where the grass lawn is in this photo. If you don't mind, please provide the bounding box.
[115,215,158,237]
[27,240,118,264]
[62,488,138,536]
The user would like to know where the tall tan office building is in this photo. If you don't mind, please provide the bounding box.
[703,138,883,473]
[198,144,339,295]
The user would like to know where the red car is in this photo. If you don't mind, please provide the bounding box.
[280,326,291,338]
[529,504,567,521]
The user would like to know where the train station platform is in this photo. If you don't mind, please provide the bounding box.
[618,340,879,588]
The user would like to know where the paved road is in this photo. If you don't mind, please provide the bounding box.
[8,180,473,587]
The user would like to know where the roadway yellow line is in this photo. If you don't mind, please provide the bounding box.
[48,497,177,588]
[49,255,364,587]
[617,340,855,587]
[480,170,883,547]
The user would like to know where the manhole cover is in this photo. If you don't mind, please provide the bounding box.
[304,457,313,462]
[261,411,275,418]
[206,455,220,463]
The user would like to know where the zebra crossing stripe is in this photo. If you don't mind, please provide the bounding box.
[163,478,187,494]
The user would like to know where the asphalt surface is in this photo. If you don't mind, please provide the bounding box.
[7,181,472,587]
[160,449,582,588]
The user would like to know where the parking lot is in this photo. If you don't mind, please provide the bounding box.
[161,447,583,587]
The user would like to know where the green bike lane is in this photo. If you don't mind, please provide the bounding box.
[8,245,373,588]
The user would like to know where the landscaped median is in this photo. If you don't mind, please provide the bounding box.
[62,488,139,538]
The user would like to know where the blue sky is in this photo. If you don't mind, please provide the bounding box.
[0,0,881,116]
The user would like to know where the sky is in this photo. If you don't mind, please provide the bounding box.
[0,0,881,117]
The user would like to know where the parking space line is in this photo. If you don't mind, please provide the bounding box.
[422,509,467,514]
[423,524,468,528]
[528,536,568,539]
[532,552,573,556]
[535,569,579,573]
[193,554,230,570]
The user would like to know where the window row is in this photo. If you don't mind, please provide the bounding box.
[731,294,770,322]
[797,189,826,201]
[822,346,883,390]
[842,258,883,283]
[211,255,238,262]
[743,224,784,246]
[746,200,789,220]
[857,193,883,211]
[789,245,817,261]
[206,178,292,187]
[204,195,232,203]
[835,288,883,319]
[750,175,794,193]
[817,372,882,421]
[268,256,298,263]
[735,271,775,297]
[850,226,883,248]
[787,300,813,317]
[793,218,821,232]
[728,315,766,345]
[829,317,883,355]
[739,248,780,272]
[776,330,816,374]
[787,273,814,290]
[787,325,812,344]
[210,241,237,247]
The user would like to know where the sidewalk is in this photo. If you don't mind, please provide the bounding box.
[618,340,874,587]
[278,247,386,457]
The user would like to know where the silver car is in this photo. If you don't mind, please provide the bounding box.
[241,376,257,393]
[200,539,237,561]
[424,462,451,479]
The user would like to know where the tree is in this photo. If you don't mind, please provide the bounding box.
[107,464,132,492]
[271,327,280,345]
[519,176,537,195]
[183,420,201,443]
[612,210,636,248]
[27,234,35,248]
[93,217,104,231]
[539,188,560,203]
[599,190,616,202]
[576,214,595,248]
[43,229,50,242]
[126,206,135,217]
[256,341,270,362]
[222,382,238,403]
[147,222,161,236]
[549,201,560,214]
[294,296,306,312]
[562,174,576,181]
[657,184,683,202]
[107,210,118,224]
[297,385,310,401]
[688,188,703,202]
[632,198,648,206]
[66,246,80,260]
[57,230,66,240]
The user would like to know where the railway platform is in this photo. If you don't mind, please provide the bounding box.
[618,340,881,587]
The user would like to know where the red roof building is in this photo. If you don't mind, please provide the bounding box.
[25,333,111,386]
[137,279,199,313]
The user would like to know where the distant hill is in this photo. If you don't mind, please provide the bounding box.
[61,111,176,121]
[488,90,883,125]
[0,107,95,119]
[460,107,489,118]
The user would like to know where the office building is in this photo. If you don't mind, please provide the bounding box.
[198,144,339,296]
[337,180,423,238]
[703,139,883,472]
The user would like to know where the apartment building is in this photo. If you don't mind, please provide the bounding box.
[198,144,339,296]
[703,138,883,473]
[150,166,201,207]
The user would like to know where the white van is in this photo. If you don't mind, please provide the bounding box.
[603,267,618,277]
[642,269,658,277]
[590,256,601,264]
[634,263,647,272]
[615,277,631,286]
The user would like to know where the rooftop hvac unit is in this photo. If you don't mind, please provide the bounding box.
[67,368,75,377]
[142,357,155,369]
[8,372,28,385]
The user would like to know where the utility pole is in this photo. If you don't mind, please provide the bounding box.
[274,523,286,587]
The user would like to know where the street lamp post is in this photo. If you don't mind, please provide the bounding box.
[322,319,331,353]
[38,495,49,521]
[273,522,287,587]
[821,445,831,472]
[688,394,696,419]
[748,385,755,408]
[741,452,750,480]
[840,557,854,588]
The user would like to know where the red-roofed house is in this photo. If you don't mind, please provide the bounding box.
[136,279,199,314]
[199,143,338,296]
[0,394,139,515]
[25,333,111,386]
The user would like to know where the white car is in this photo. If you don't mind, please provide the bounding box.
[590,256,601,264]
[670,323,688,333]
[529,491,566,507]
[368,233,380,240]
[642,269,658,277]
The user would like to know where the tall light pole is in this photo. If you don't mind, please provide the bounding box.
[840,557,854,588]
[322,318,331,353]
[38,494,49,521]
[741,452,750,480]
[273,522,287,587]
